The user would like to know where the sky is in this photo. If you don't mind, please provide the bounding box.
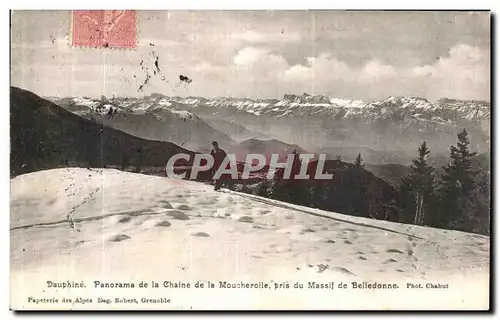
[11,10,490,101]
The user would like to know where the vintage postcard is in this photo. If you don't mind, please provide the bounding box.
[10,10,490,310]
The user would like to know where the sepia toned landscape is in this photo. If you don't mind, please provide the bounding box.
[10,10,490,310]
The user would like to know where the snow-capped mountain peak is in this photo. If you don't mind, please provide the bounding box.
[51,93,489,125]
[47,92,490,156]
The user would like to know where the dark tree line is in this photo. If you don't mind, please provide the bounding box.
[398,129,490,235]
[256,152,385,221]
[247,129,489,235]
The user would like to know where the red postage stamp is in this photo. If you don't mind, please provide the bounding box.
[72,10,137,48]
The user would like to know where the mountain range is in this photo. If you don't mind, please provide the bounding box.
[48,92,490,165]
[12,87,491,232]
[10,87,197,178]
[49,95,235,153]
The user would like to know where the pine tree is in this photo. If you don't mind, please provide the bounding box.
[398,177,416,224]
[255,180,271,197]
[439,129,478,230]
[309,181,321,208]
[354,153,363,168]
[347,166,368,216]
[269,153,311,206]
[291,179,311,206]
[398,141,436,225]
[269,167,292,202]
[469,169,491,235]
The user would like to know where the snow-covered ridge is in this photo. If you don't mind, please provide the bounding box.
[49,93,490,124]
[50,96,197,120]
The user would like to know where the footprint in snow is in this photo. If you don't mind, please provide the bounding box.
[158,200,173,209]
[386,248,404,254]
[237,216,253,223]
[126,209,150,217]
[384,258,398,263]
[166,210,190,220]
[109,234,131,242]
[301,227,316,234]
[156,220,171,227]
[332,267,356,276]
[118,216,132,223]
[176,204,191,211]
[407,248,415,256]
[192,232,210,237]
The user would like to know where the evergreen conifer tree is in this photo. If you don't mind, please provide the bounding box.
[398,141,437,225]
[439,129,477,229]
[354,153,363,168]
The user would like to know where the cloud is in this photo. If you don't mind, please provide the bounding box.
[11,32,489,101]
[408,44,490,100]
[233,47,288,77]
[283,65,311,81]
[179,43,489,100]
[233,47,269,66]
[359,59,397,82]
[284,55,397,84]
[285,53,353,83]
[411,44,488,80]
[11,11,490,101]
[280,43,489,100]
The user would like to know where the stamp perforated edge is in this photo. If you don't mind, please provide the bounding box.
[68,10,139,51]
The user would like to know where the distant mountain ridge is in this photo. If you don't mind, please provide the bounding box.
[48,95,235,153]
[48,92,490,163]
[228,138,310,163]
[48,93,490,123]
[200,117,269,142]
[10,87,198,177]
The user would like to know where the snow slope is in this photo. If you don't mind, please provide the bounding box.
[10,169,489,310]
